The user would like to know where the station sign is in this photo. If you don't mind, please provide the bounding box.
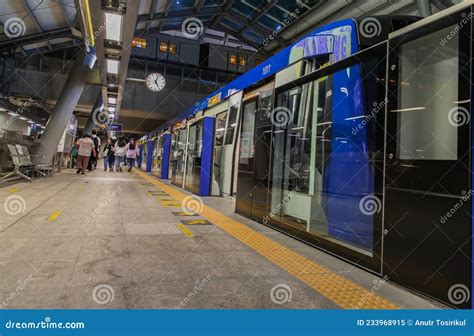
[109,123,122,132]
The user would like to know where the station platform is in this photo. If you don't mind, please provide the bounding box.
[0,169,440,309]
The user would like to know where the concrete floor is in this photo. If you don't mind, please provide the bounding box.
[0,169,440,309]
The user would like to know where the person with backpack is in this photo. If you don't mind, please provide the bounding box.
[88,129,101,170]
[103,138,114,171]
[125,138,138,172]
[114,137,127,172]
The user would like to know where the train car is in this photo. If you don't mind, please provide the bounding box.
[146,3,473,308]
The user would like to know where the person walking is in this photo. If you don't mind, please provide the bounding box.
[76,134,96,175]
[114,137,127,172]
[88,129,101,171]
[103,138,112,171]
[70,140,78,168]
[125,138,138,172]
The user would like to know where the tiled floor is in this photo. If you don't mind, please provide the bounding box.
[0,169,440,309]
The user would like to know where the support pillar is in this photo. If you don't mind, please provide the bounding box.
[84,93,103,134]
[33,53,88,164]
[417,0,432,17]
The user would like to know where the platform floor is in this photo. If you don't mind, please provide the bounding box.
[0,168,440,309]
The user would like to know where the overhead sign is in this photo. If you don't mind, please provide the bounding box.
[109,123,122,132]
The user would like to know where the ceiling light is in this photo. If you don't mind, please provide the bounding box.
[27,120,34,124]
[106,59,120,74]
[19,116,28,120]
[108,97,116,104]
[0,107,6,112]
[105,12,123,42]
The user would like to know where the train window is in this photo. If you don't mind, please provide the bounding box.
[239,101,256,160]
[224,105,239,145]
[239,55,247,66]
[215,112,227,146]
[229,54,238,65]
[394,25,459,161]
[169,43,178,54]
[159,41,168,53]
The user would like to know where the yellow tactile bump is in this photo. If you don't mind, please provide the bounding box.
[135,170,399,310]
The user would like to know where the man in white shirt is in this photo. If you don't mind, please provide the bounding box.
[76,135,96,174]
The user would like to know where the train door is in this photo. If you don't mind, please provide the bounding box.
[211,111,228,196]
[235,83,274,220]
[384,11,471,308]
[171,128,187,188]
[220,92,243,196]
[151,136,162,177]
[184,120,203,194]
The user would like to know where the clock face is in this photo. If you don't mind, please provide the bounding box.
[145,73,166,92]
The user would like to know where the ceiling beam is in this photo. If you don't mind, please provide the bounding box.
[211,0,235,27]
[0,28,80,51]
[195,0,206,13]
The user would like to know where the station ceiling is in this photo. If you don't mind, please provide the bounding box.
[0,0,462,135]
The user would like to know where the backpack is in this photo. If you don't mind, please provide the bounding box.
[92,136,99,150]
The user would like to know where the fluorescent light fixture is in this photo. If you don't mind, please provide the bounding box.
[105,13,123,42]
[19,116,28,120]
[0,107,6,111]
[8,112,18,116]
[106,59,120,74]
[391,107,426,113]
[27,120,34,124]
[108,97,117,104]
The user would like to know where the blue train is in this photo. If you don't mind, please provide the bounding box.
[138,3,473,309]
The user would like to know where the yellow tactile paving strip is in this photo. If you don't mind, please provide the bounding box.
[135,170,398,309]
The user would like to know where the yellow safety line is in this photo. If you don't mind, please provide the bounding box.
[177,223,194,237]
[9,188,19,193]
[48,210,62,221]
[184,220,209,225]
[135,171,398,309]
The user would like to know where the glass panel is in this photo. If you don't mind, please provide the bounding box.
[394,25,459,161]
[185,125,197,190]
[224,105,239,145]
[270,51,386,254]
[240,101,256,162]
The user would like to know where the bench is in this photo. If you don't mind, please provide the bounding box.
[0,144,52,183]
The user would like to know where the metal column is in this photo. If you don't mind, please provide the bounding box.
[33,53,88,164]
[417,0,432,17]
[84,93,103,134]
